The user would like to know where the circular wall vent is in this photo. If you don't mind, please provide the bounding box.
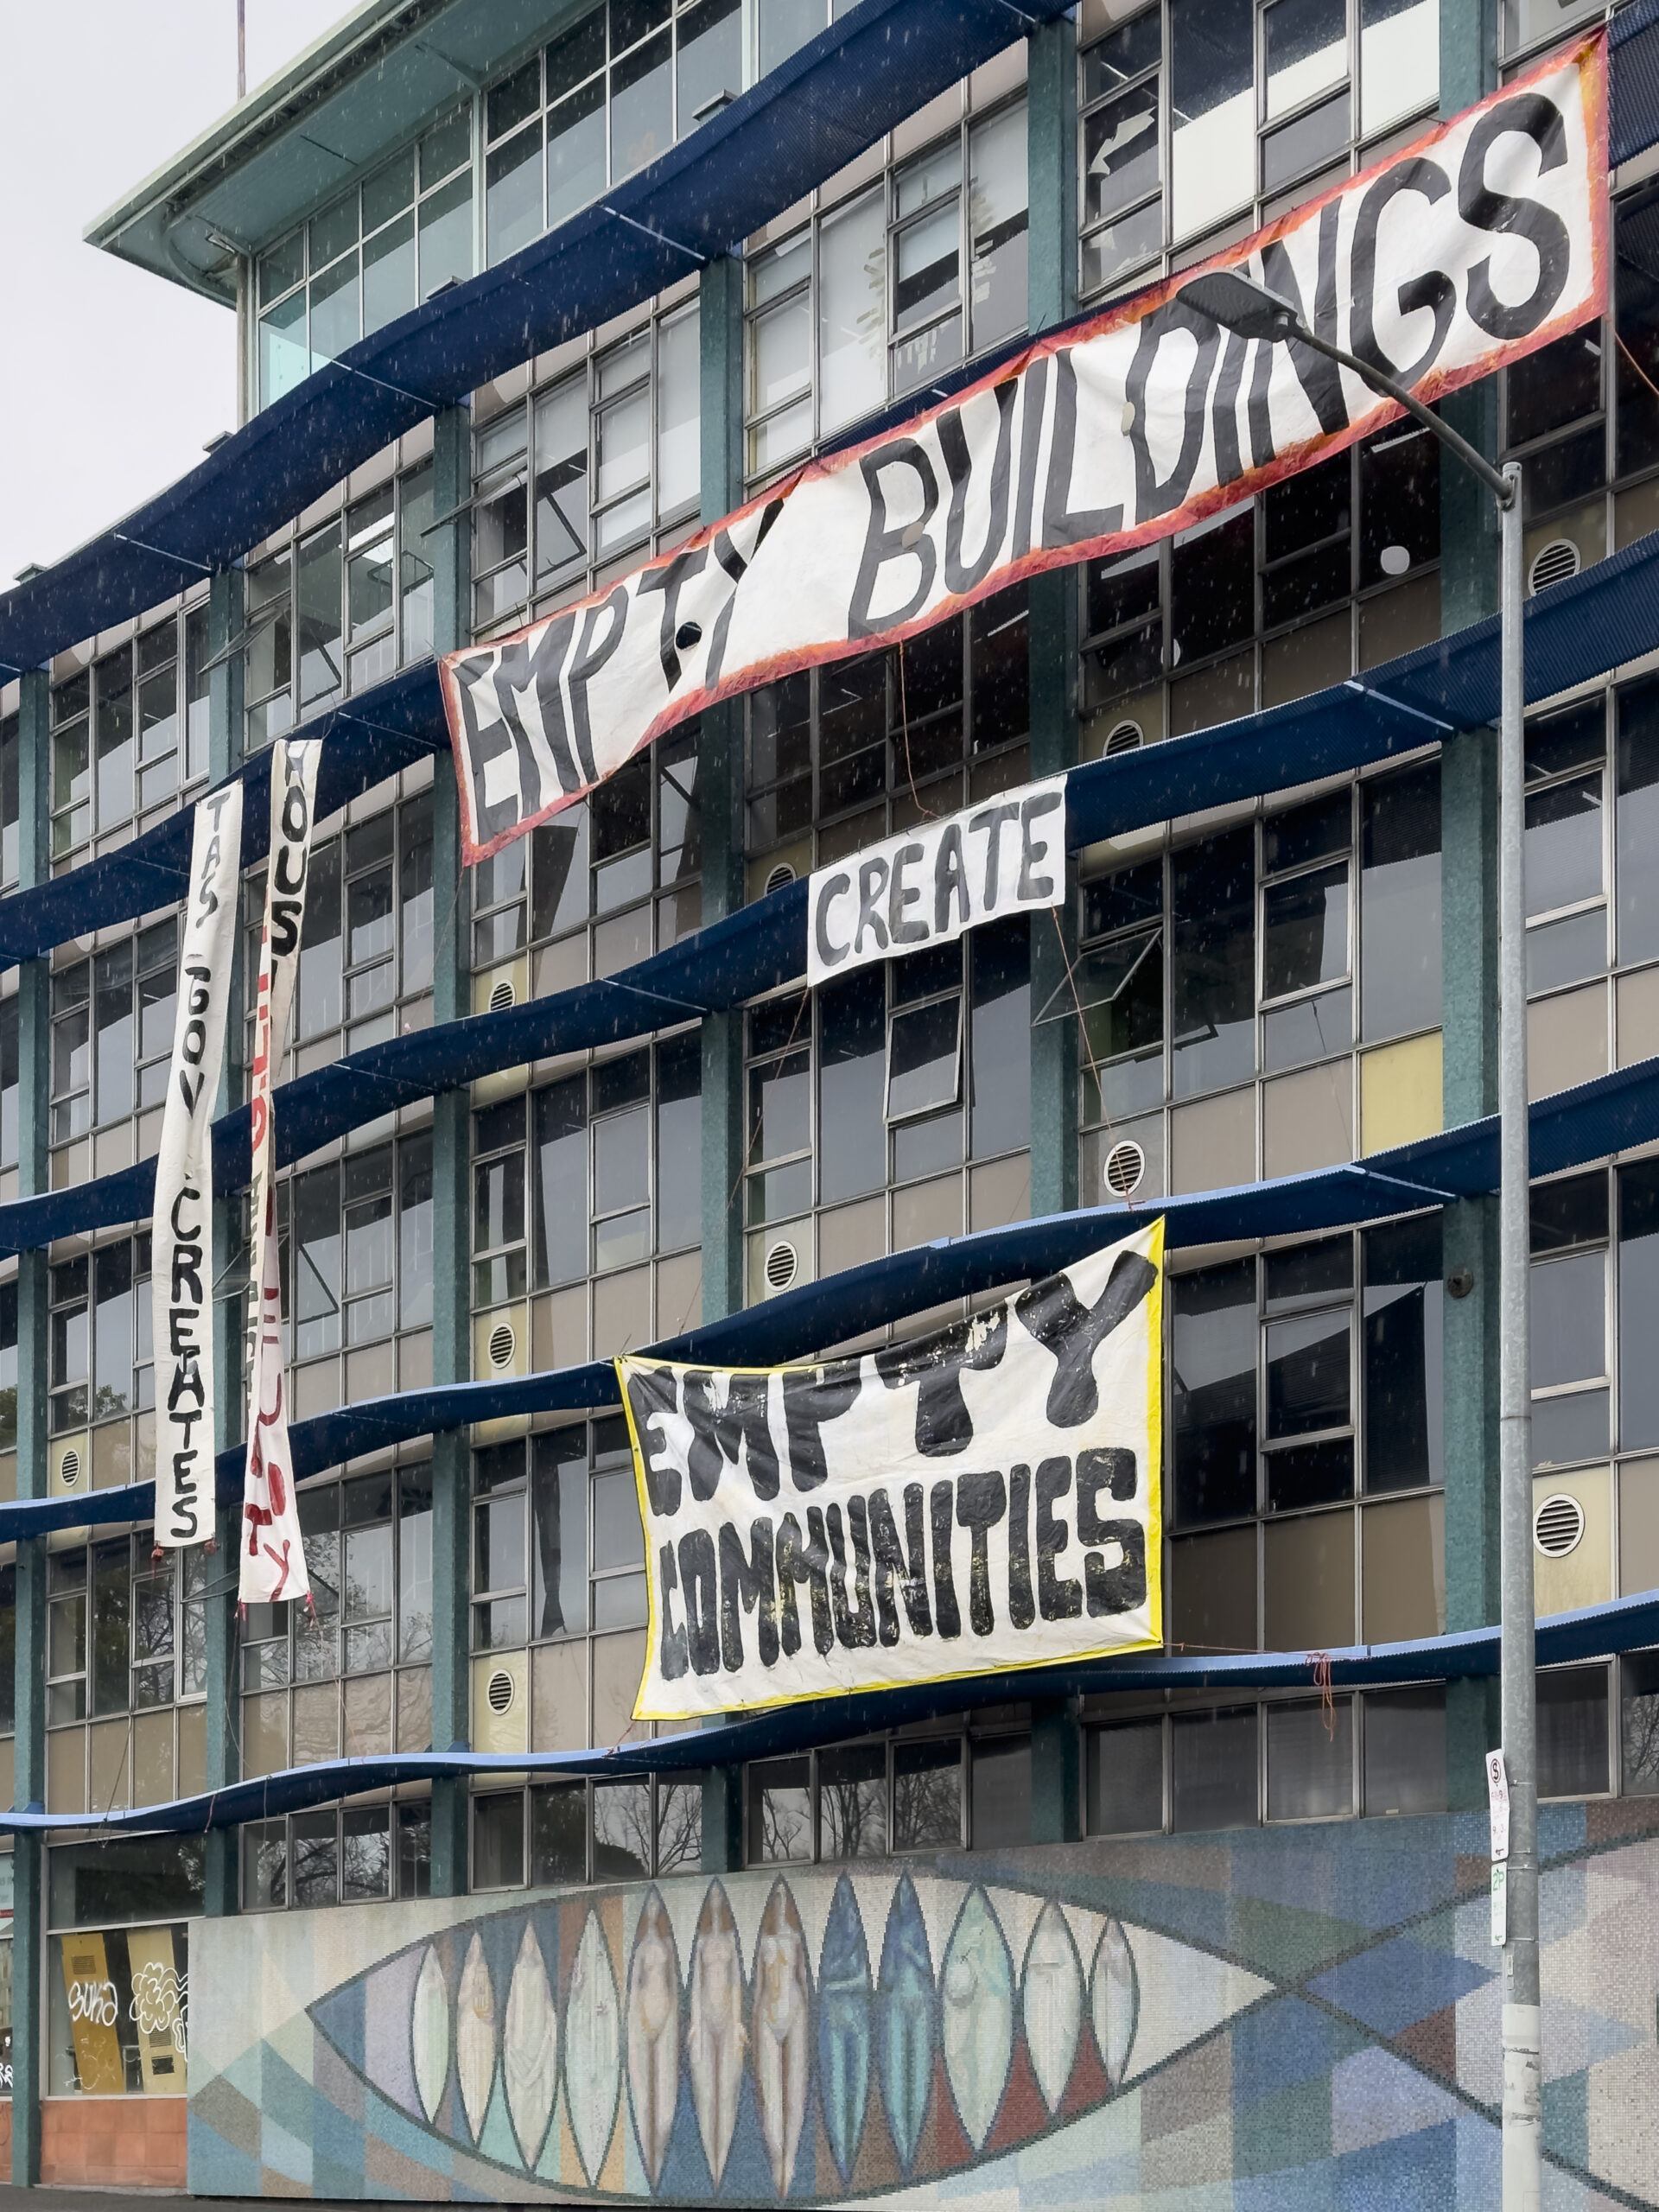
[1529,537,1581,596]
[1104,719,1144,757]
[1534,1491,1586,1558]
[486,1669,516,1716]
[765,1240,799,1293]
[488,976,517,1013]
[488,1320,517,1369]
[59,1446,81,1490]
[1103,1139,1147,1199]
[765,861,798,896]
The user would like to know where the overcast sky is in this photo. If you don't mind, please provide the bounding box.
[0,0,353,589]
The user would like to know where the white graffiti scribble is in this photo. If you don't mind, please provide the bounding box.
[130,1962,188,2058]
[67,1979,118,2029]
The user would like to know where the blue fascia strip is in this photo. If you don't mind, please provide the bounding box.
[10,1053,1658,1547]
[7,1585,1658,1835]
[0,0,1071,680]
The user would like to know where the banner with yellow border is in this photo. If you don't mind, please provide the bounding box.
[618,1221,1163,1720]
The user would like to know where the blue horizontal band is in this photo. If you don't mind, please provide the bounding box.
[3,1584,1655,1835]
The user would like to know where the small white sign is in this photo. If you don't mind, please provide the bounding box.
[1486,1748,1511,1863]
[1491,1861,1508,1948]
[805,775,1067,985]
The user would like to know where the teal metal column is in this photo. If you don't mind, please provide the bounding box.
[205,564,245,1917]
[1027,14,1080,1224]
[11,665,50,2182]
[429,403,474,1893]
[1439,0,1502,1810]
[700,252,748,1871]
[1027,19,1084,1827]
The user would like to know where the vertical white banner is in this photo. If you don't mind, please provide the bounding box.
[240,739,321,1608]
[152,781,245,1548]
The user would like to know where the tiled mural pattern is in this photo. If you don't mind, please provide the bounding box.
[188,1805,1659,2206]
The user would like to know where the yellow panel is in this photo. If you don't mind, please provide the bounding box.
[126,1925,188,2095]
[1534,1466,1611,1618]
[46,1728,86,1816]
[1360,1032,1443,1155]
[532,1642,588,1752]
[176,1703,206,1799]
[59,1931,124,2094]
[131,1709,174,1808]
[1528,984,1607,1102]
[241,1691,289,1778]
[473,1649,529,1755]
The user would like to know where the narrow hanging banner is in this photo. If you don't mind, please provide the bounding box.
[152,781,245,1548]
[240,738,322,1608]
[617,1219,1165,1721]
[440,35,1607,867]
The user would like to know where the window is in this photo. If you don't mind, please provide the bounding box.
[42,1537,207,1817]
[239,1465,435,1785]
[257,111,474,408]
[744,92,1027,478]
[471,308,700,639]
[1075,766,1440,1209]
[1077,0,1438,303]
[740,921,1031,1282]
[461,1422,678,1755]
[242,1802,430,1910]
[243,465,436,748]
[1530,1171,1609,1471]
[1084,1682,1448,1834]
[470,1770,704,1891]
[746,589,1031,880]
[49,613,208,861]
[1169,1219,1444,1655]
[51,925,178,1162]
[1082,420,1442,746]
[48,1838,200,2095]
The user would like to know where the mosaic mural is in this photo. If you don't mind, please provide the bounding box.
[189,1803,1659,2205]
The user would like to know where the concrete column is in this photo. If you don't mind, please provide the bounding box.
[10,664,49,2183]
[699,254,747,1331]
[695,254,751,1867]
[1438,0,1502,1809]
[1027,12,1080,1224]
[429,403,474,1893]
[204,564,245,1918]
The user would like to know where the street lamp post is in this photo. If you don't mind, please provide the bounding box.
[1178,269,1539,2211]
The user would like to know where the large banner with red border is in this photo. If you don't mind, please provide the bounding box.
[441,33,1607,868]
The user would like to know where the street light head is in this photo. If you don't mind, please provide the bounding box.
[1177,268,1304,344]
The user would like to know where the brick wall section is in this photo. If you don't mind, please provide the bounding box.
[41,2097,187,2189]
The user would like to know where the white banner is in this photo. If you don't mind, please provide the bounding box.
[152,782,244,1549]
[240,740,321,1608]
[442,37,1607,868]
[617,1220,1165,1720]
[807,774,1065,985]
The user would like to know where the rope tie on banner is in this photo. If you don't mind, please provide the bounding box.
[1310,1648,1336,1738]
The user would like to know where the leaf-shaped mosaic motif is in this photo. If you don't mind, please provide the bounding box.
[752,1880,812,2197]
[1092,1917,1139,2088]
[817,1875,872,2185]
[411,1945,449,2125]
[626,1891,679,2188]
[565,1908,621,2185]
[455,1931,496,2143]
[504,1921,557,2169]
[876,1872,934,2171]
[942,1886,1014,2151]
[687,1881,744,2187]
[1022,1898,1082,2113]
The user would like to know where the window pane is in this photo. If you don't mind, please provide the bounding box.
[1171,1706,1256,1830]
[1362,1684,1446,1813]
[820,1742,887,1858]
[308,253,359,368]
[1537,1665,1608,1797]
[1530,1251,1604,1390]
[750,1757,812,1861]
[1169,0,1253,239]
[535,380,589,581]
[1617,677,1659,965]
[612,30,672,181]
[474,1791,525,1886]
[398,1134,434,1330]
[892,1739,961,1849]
[299,841,343,1036]
[819,969,887,1204]
[92,1241,132,1421]
[1086,1719,1163,1834]
[657,306,701,518]
[887,1000,961,1120]
[972,1735,1032,1847]
[1620,1160,1659,1452]
[968,103,1027,354]
[1170,507,1253,666]
[1084,80,1160,229]
[1266,1309,1351,1440]
[1620,1648,1659,1795]
[291,1810,339,1905]
[1265,0,1346,119]
[362,212,416,336]
[1267,1695,1352,1820]
[487,122,544,265]
[547,78,607,229]
[1360,765,1441,1043]
[531,1781,587,1882]
[677,0,741,136]
[1359,0,1437,137]
[759,0,826,75]
[1363,1214,1444,1491]
[95,655,133,829]
[593,1781,652,1878]
[1173,1260,1256,1524]
[91,1538,130,1717]
[1171,830,1254,1096]
[532,1433,588,1637]
[93,944,134,1125]
[1525,772,1602,918]
[535,1077,588,1287]
[259,289,308,407]
[419,169,474,299]
[295,1164,342,1358]
[969,918,1030,1158]
[656,1035,701,1251]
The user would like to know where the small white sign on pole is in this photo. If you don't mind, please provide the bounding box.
[1491,1861,1509,1948]
[1486,1747,1511,1862]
